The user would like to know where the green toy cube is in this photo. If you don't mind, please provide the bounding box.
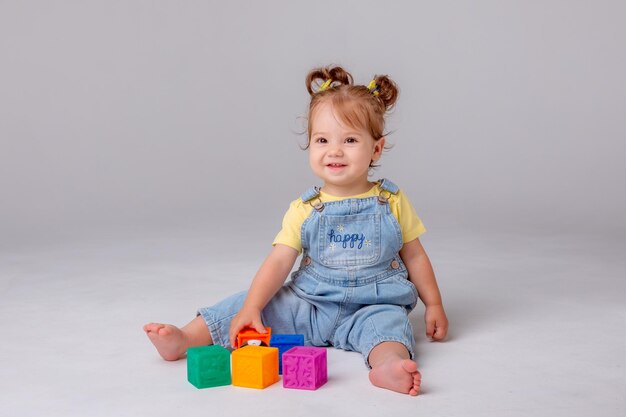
[187,345,231,388]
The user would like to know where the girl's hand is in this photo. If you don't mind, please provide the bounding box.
[229,306,266,348]
[424,304,448,341]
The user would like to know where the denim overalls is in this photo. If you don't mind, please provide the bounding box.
[199,179,419,365]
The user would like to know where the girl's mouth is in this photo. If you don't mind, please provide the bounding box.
[326,163,347,173]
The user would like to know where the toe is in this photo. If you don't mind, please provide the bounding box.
[401,359,418,373]
[157,325,172,336]
[144,323,165,333]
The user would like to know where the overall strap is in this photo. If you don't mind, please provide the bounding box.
[300,186,324,212]
[378,178,400,194]
[377,178,399,204]
[300,186,321,203]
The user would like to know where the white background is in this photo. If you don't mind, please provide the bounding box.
[2,1,624,246]
[1,2,625,416]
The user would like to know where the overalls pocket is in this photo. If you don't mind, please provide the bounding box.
[318,213,381,267]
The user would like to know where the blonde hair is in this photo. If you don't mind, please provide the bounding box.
[305,66,399,159]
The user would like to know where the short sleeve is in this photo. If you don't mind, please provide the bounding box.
[392,190,426,243]
[272,199,310,253]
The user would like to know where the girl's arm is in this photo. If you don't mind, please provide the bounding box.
[228,243,299,347]
[399,238,449,341]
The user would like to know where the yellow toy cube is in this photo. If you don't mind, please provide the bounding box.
[232,345,279,389]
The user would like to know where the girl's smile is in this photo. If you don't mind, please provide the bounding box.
[326,162,347,172]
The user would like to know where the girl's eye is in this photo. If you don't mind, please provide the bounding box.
[345,137,358,143]
[315,137,327,143]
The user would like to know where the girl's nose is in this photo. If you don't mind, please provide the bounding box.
[328,145,344,157]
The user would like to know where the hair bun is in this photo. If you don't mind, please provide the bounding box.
[306,66,354,96]
[371,75,399,111]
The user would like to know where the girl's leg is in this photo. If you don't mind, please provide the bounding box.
[368,341,421,396]
[144,285,313,361]
[143,316,212,361]
[334,304,420,395]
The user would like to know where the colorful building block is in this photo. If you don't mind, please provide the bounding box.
[270,334,305,374]
[282,346,328,390]
[236,327,272,349]
[187,345,231,389]
[232,345,279,389]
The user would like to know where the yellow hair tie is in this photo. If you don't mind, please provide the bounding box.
[367,79,380,96]
[319,79,332,91]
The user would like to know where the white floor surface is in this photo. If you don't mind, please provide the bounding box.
[1,228,625,417]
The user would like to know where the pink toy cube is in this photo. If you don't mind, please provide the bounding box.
[282,346,327,390]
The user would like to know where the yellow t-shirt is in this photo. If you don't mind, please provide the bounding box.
[273,183,426,253]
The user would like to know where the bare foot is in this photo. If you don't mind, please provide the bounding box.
[143,322,188,361]
[369,358,421,396]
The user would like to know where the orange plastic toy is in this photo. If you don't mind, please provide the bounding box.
[231,345,280,389]
[235,326,272,349]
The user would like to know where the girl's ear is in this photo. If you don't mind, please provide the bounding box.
[372,137,386,161]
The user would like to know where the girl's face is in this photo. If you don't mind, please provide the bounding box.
[308,101,385,196]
